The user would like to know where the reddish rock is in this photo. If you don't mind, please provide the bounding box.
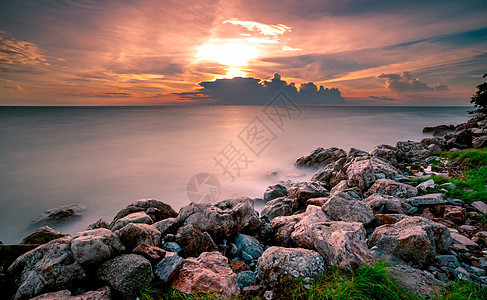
[30,286,111,300]
[443,206,466,224]
[229,260,248,273]
[450,243,469,253]
[172,251,240,299]
[450,232,480,250]
[374,214,408,226]
[132,243,166,261]
[431,218,456,229]
[421,208,435,220]
[473,231,487,247]
[457,225,477,234]
[306,198,326,207]
[366,179,418,198]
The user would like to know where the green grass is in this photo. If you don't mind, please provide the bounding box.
[436,280,487,300]
[440,148,487,169]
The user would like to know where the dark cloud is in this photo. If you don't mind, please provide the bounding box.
[368,96,397,101]
[377,72,448,92]
[177,73,347,105]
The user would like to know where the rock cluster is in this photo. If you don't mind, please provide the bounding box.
[2,112,487,299]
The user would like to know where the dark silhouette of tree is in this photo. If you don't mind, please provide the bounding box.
[471,73,487,110]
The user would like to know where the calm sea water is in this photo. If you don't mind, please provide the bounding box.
[0,106,472,243]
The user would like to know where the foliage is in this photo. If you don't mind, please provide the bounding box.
[436,279,487,300]
[470,74,487,110]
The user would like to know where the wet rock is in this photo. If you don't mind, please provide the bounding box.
[346,158,375,190]
[322,192,374,224]
[295,147,346,168]
[87,218,110,230]
[115,223,161,250]
[257,246,325,285]
[368,216,452,266]
[30,286,111,300]
[287,181,329,201]
[472,201,487,214]
[176,197,261,240]
[235,233,263,261]
[8,237,87,300]
[31,204,86,227]
[132,243,166,261]
[21,226,68,245]
[261,197,299,221]
[163,242,181,254]
[110,211,153,231]
[97,254,153,299]
[237,271,256,289]
[406,193,446,206]
[71,228,124,265]
[172,251,240,299]
[110,199,177,227]
[174,224,218,258]
[366,179,418,198]
[388,264,443,298]
[263,184,288,201]
[417,179,436,193]
[154,252,183,283]
[364,194,411,214]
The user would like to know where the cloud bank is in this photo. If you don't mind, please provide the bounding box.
[377,72,449,92]
[178,73,347,105]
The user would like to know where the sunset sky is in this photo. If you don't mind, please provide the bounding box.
[0,0,486,105]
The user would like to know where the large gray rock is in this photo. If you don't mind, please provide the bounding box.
[287,181,329,201]
[172,251,240,299]
[71,228,124,265]
[174,224,218,258]
[176,197,261,240]
[110,211,153,231]
[473,136,487,148]
[270,213,304,247]
[235,233,263,261]
[115,223,161,250]
[8,237,87,300]
[406,193,446,206]
[369,144,401,166]
[388,264,443,298]
[311,162,342,183]
[31,204,86,227]
[366,179,418,198]
[96,254,153,299]
[288,206,330,247]
[364,193,411,214]
[257,246,325,285]
[369,157,402,179]
[396,140,430,159]
[322,192,374,224]
[346,158,376,190]
[345,148,368,164]
[87,218,110,230]
[368,216,452,266]
[263,184,288,201]
[472,201,487,214]
[417,179,436,193]
[21,226,68,245]
[295,147,346,168]
[110,198,177,227]
[153,217,178,237]
[261,197,299,221]
[154,252,183,283]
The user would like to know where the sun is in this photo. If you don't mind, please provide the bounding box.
[196,41,259,67]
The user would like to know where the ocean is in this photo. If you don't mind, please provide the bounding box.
[0,106,472,243]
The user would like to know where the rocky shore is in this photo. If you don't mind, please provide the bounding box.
[1,111,487,300]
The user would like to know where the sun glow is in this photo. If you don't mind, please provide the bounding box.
[217,68,248,79]
[196,41,259,67]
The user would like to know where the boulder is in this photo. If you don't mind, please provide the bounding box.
[473,136,487,148]
[417,179,436,193]
[154,252,183,283]
[322,192,374,224]
[96,254,153,299]
[110,211,153,231]
[87,218,110,230]
[153,217,178,237]
[388,264,443,298]
[450,232,479,250]
[345,148,368,164]
[472,201,487,214]
[270,214,304,247]
[71,228,124,265]
[369,144,401,166]
[443,206,466,224]
[364,193,411,214]
[110,199,177,227]
[346,158,375,190]
[30,286,111,300]
[311,162,342,183]
[288,206,330,246]
[174,224,218,258]
[295,147,346,168]
[263,184,288,201]
[21,226,67,245]
[452,129,473,147]
[406,193,446,206]
[287,181,329,201]
[366,179,418,198]
[235,233,263,261]
[163,242,181,254]
[261,197,299,221]
[172,251,240,299]
[176,197,261,240]
[237,271,256,289]
[8,237,87,300]
[257,246,325,285]
[368,216,452,266]
[115,223,161,250]
[373,214,408,226]
[396,140,429,159]
[132,243,166,261]
[31,204,86,227]
[368,157,402,179]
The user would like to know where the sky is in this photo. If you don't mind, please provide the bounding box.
[0,0,486,106]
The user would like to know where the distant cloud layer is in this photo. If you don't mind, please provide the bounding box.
[177,73,347,105]
[377,72,449,92]
[0,33,47,70]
